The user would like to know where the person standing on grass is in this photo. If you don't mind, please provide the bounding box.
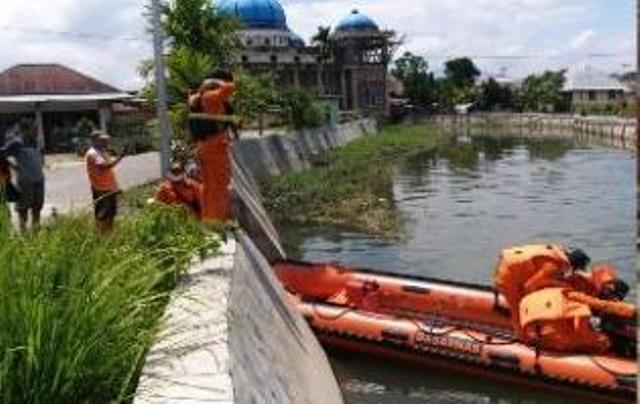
[2,120,45,231]
[86,131,124,233]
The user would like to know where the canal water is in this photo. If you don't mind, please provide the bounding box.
[279,131,636,403]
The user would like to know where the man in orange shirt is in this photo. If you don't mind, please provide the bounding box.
[188,70,236,222]
[155,162,203,217]
[85,132,124,233]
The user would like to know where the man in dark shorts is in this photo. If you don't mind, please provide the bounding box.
[2,120,45,230]
[85,132,124,233]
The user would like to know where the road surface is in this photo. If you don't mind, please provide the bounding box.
[43,152,160,216]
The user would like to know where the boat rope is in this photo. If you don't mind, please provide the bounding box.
[586,356,637,377]
[311,303,355,321]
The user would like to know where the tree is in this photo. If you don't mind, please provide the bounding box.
[518,70,570,113]
[234,71,279,128]
[392,52,436,106]
[444,57,481,87]
[478,78,514,111]
[140,0,242,140]
[311,26,333,94]
[162,0,241,66]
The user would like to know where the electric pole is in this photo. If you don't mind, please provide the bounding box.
[151,0,172,176]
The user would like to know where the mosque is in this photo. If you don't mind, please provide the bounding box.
[217,0,392,115]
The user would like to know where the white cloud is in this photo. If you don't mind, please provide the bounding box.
[570,29,596,50]
[0,0,150,90]
[0,0,634,89]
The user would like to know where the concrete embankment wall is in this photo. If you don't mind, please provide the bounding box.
[134,119,378,404]
[233,119,377,182]
[433,113,637,150]
[134,234,342,404]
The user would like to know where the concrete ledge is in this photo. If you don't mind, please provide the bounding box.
[432,113,636,150]
[134,239,237,403]
[134,234,343,404]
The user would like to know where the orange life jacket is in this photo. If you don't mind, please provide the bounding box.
[519,288,592,329]
[494,244,570,302]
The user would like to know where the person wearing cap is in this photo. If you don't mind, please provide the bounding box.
[85,131,124,233]
[188,69,236,222]
[154,162,203,217]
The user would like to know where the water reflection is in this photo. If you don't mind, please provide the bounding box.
[279,131,636,403]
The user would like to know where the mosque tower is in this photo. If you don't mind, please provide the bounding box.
[217,1,391,114]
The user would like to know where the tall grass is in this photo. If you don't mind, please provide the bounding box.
[0,205,218,403]
[263,124,444,234]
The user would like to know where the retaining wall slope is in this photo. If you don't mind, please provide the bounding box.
[133,120,378,404]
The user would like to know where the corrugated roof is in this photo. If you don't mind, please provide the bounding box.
[563,65,629,92]
[0,64,121,96]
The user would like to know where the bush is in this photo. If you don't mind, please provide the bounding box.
[0,206,218,402]
[279,88,324,130]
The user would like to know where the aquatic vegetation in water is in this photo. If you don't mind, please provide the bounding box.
[263,124,445,235]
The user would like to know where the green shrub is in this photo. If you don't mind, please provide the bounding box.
[279,88,324,130]
[0,206,218,403]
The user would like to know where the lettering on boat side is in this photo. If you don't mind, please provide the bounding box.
[487,351,521,371]
[414,331,483,357]
[382,328,410,343]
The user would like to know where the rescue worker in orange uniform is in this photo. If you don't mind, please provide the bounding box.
[154,162,203,218]
[493,244,590,330]
[518,264,635,354]
[188,70,236,222]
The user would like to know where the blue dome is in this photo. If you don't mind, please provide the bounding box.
[290,32,305,48]
[218,0,287,30]
[336,9,379,32]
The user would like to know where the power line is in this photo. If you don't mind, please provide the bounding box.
[0,25,148,43]
[423,52,630,61]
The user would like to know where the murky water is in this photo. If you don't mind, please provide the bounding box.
[280,131,636,403]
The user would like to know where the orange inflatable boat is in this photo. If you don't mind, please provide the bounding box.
[273,260,637,403]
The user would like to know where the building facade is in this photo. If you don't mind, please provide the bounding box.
[218,0,392,115]
[0,64,132,151]
[562,65,632,111]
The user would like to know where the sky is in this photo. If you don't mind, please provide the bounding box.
[0,0,635,90]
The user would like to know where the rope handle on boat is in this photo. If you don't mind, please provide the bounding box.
[586,356,637,377]
[311,303,355,321]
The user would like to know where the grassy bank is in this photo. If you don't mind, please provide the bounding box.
[0,206,218,403]
[262,124,444,235]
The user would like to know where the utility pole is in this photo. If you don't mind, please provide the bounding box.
[151,0,172,176]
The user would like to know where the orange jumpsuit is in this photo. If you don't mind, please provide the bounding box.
[519,287,636,354]
[494,245,571,331]
[190,82,236,222]
[155,179,203,217]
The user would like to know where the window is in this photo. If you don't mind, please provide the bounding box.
[271,55,278,64]
[241,55,249,63]
[608,90,617,100]
[588,91,596,101]
[246,39,253,46]
[265,38,271,46]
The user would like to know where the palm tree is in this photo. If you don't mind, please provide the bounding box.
[311,26,333,95]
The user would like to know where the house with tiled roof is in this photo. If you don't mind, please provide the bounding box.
[0,64,132,151]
